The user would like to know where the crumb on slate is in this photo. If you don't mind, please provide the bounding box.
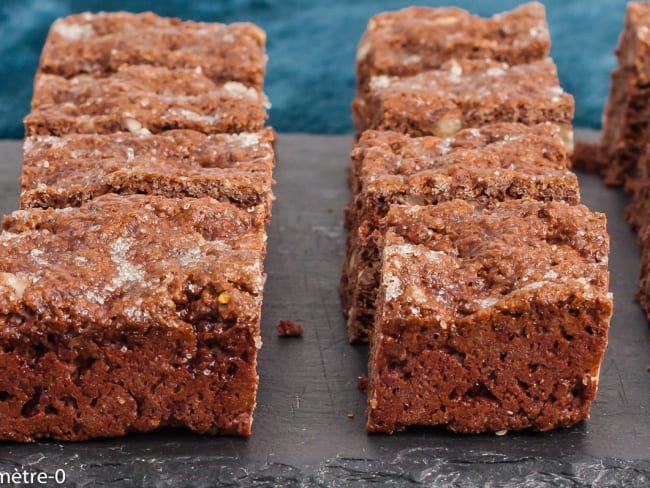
[277,319,304,337]
[356,374,368,392]
[348,411,355,418]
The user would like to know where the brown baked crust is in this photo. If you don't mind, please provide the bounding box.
[24,66,269,136]
[38,12,267,89]
[352,58,574,138]
[356,2,549,93]
[367,200,612,434]
[341,123,580,343]
[20,128,275,217]
[0,194,266,441]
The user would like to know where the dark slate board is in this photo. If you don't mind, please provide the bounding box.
[0,132,648,487]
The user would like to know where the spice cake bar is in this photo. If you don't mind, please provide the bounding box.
[600,2,650,186]
[342,123,580,343]
[356,2,549,93]
[21,128,275,219]
[352,58,574,145]
[24,65,269,136]
[0,194,266,441]
[367,200,612,434]
[39,12,267,90]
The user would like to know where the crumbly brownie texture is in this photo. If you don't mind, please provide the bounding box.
[367,200,612,434]
[0,194,266,441]
[25,66,269,136]
[21,128,275,216]
[352,58,574,140]
[356,2,549,93]
[39,12,267,89]
[276,320,305,338]
[571,141,606,174]
[341,123,580,343]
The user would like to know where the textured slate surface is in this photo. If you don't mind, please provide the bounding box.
[0,0,630,136]
[0,132,648,486]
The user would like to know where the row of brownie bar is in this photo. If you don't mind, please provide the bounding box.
[0,12,274,441]
[577,2,650,321]
[341,3,614,434]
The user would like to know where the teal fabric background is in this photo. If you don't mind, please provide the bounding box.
[0,0,628,136]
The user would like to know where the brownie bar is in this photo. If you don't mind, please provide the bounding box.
[367,200,612,434]
[21,128,275,219]
[600,3,650,186]
[626,125,650,229]
[616,2,650,84]
[638,224,650,317]
[601,68,650,186]
[342,123,580,343]
[0,194,266,441]
[24,66,269,136]
[625,178,650,230]
[39,12,267,89]
[352,58,574,141]
[356,2,549,93]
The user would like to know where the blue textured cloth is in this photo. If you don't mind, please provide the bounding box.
[0,0,628,137]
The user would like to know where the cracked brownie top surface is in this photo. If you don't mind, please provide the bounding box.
[40,11,267,88]
[356,3,549,84]
[0,194,266,335]
[379,200,610,326]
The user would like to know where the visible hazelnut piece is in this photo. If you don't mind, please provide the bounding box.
[124,117,143,133]
[217,293,230,305]
[560,126,575,154]
[434,118,462,138]
[433,16,459,25]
